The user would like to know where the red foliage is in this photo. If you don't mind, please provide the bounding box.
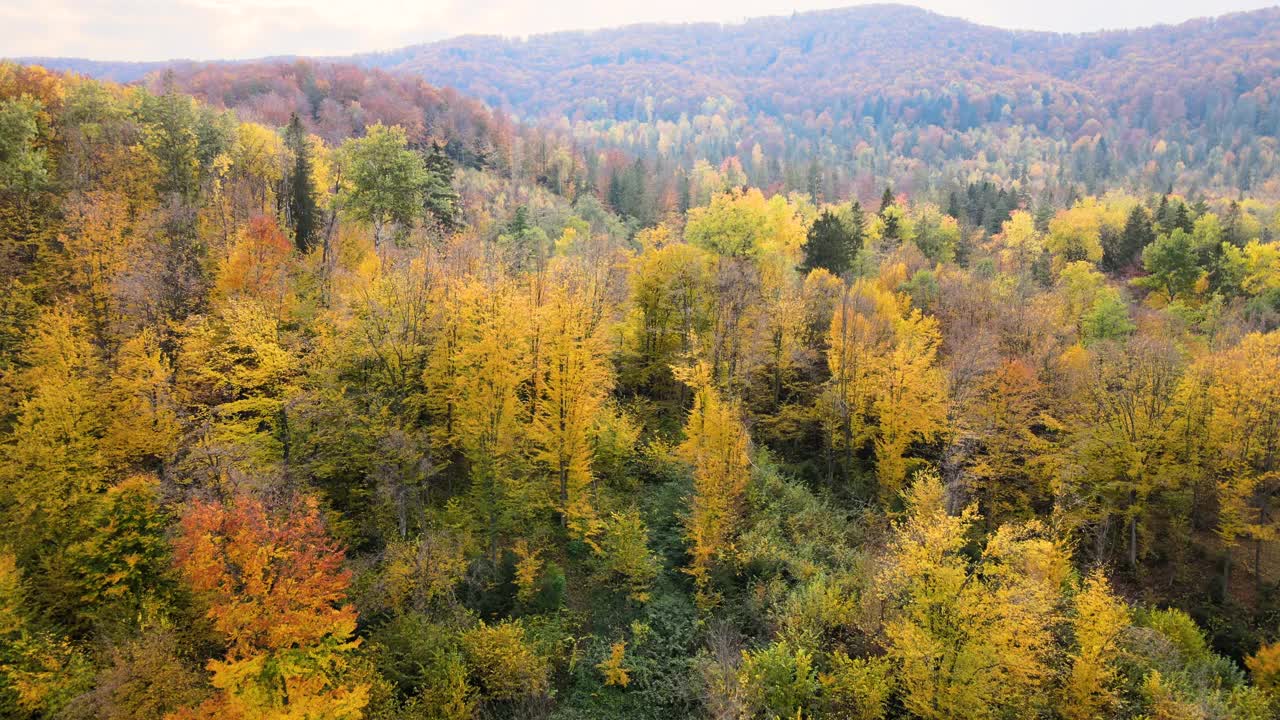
[173,493,355,657]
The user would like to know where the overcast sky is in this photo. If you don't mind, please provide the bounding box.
[3,0,1276,62]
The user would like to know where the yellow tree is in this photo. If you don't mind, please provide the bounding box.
[101,329,182,472]
[56,190,137,344]
[1059,335,1182,569]
[823,279,897,484]
[176,298,297,477]
[685,188,806,388]
[678,364,752,607]
[529,277,613,542]
[998,209,1043,275]
[873,309,949,498]
[229,121,285,215]
[1046,199,1117,271]
[1060,570,1130,720]
[1201,331,1280,593]
[620,239,712,406]
[963,359,1054,527]
[460,620,549,702]
[441,275,533,564]
[0,306,104,564]
[878,469,1060,720]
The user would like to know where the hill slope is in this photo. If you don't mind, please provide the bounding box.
[17,4,1280,197]
[353,4,1280,196]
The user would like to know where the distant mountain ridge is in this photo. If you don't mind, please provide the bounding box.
[350,4,1280,123]
[16,4,1280,196]
[347,4,1280,195]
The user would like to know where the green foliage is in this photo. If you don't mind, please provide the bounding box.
[739,641,819,719]
[1081,290,1136,345]
[800,209,859,276]
[64,475,175,631]
[0,97,48,192]
[283,112,321,252]
[340,123,428,247]
[1138,228,1203,301]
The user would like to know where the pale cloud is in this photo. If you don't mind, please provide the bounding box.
[2,0,1276,61]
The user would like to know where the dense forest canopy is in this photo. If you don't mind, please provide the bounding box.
[27,5,1280,201]
[354,4,1280,198]
[3,4,1280,720]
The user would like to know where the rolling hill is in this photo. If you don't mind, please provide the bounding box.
[349,4,1280,196]
[18,4,1280,198]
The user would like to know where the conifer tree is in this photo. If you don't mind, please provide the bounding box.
[283,112,319,252]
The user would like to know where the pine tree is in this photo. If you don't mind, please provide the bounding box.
[422,141,461,232]
[1105,205,1154,272]
[283,113,319,252]
[800,210,856,276]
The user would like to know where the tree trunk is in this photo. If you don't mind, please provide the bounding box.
[559,462,569,529]
[1128,515,1138,571]
[1221,550,1232,603]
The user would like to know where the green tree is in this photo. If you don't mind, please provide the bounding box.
[1137,228,1202,301]
[282,112,319,252]
[422,141,461,232]
[800,209,858,276]
[1104,205,1154,272]
[1081,290,1136,345]
[0,97,48,193]
[339,123,428,250]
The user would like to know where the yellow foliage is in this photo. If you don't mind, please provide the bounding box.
[597,509,659,602]
[597,641,630,687]
[529,277,613,542]
[1246,642,1280,691]
[382,529,469,611]
[873,309,948,496]
[1060,571,1130,720]
[819,652,893,720]
[0,549,19,638]
[998,210,1042,272]
[879,470,1057,719]
[512,539,544,604]
[677,363,752,607]
[101,329,182,471]
[685,187,806,263]
[460,621,549,701]
[1047,199,1109,269]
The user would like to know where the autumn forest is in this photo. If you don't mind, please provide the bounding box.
[3,4,1280,720]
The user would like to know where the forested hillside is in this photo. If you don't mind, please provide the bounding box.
[3,50,1280,719]
[353,5,1280,199]
[28,6,1280,208]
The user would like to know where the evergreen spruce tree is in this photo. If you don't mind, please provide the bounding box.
[1104,205,1154,272]
[801,210,856,276]
[283,113,319,252]
[879,185,895,213]
[422,141,461,232]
